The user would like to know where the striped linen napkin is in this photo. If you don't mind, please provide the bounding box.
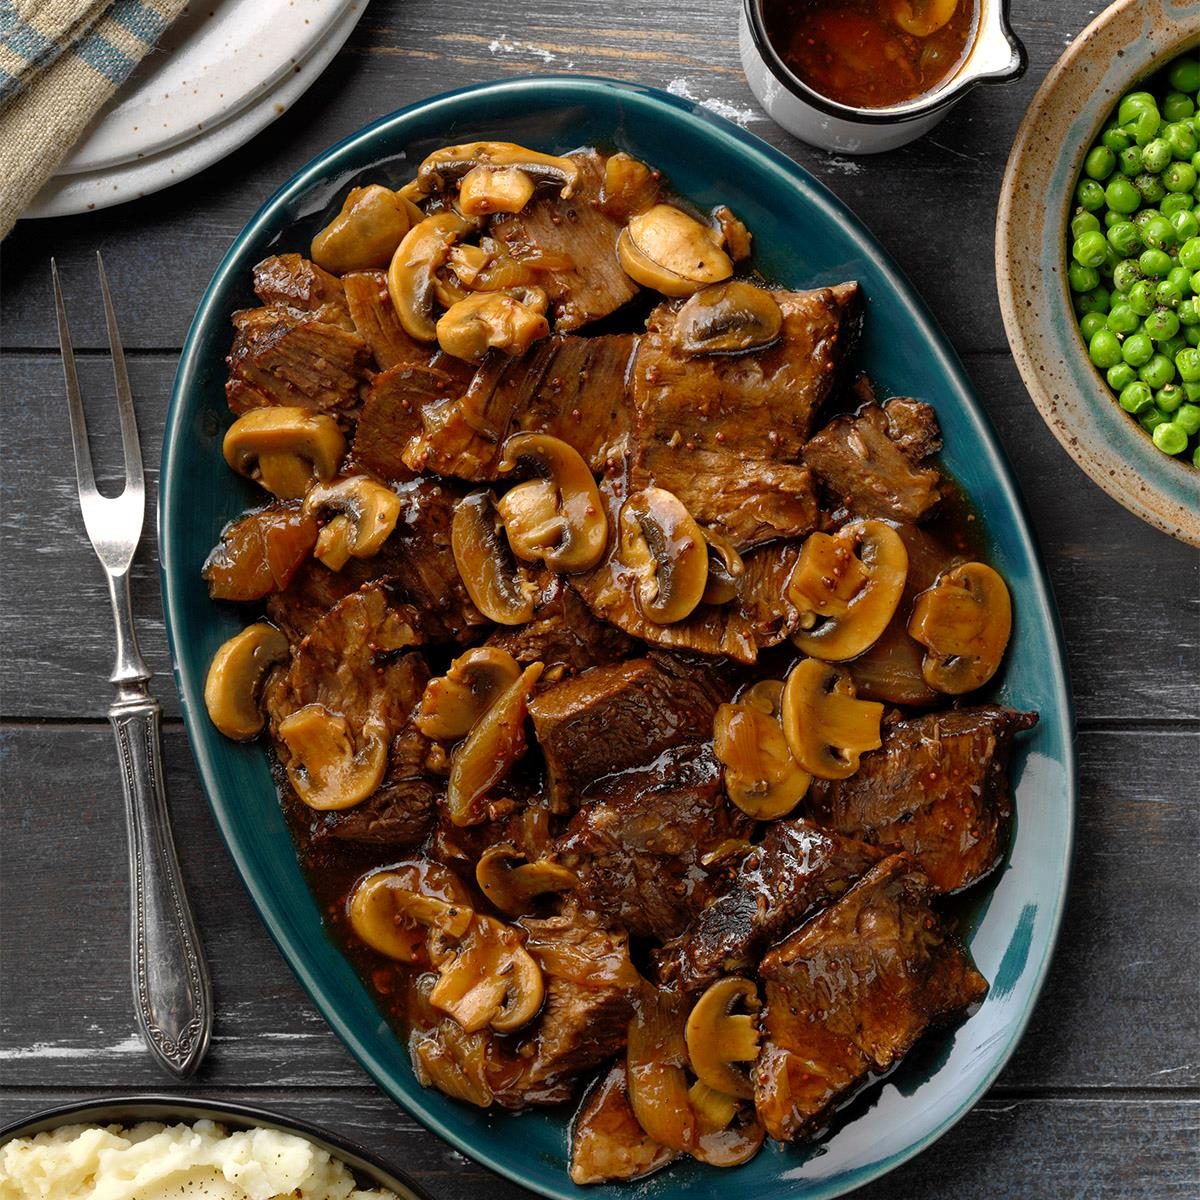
[0,0,188,236]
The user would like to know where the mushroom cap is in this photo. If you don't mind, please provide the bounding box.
[347,861,474,962]
[435,290,550,362]
[617,487,710,625]
[310,184,413,274]
[674,281,782,356]
[450,490,539,625]
[415,141,581,198]
[780,658,884,780]
[618,205,733,297]
[203,623,289,741]
[302,475,402,566]
[684,977,761,1100]
[222,407,346,500]
[415,646,523,741]
[277,703,389,810]
[387,210,477,342]
[475,845,577,917]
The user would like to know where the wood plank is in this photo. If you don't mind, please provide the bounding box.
[2,354,1195,723]
[1,727,1195,1092]
[0,0,1107,355]
[0,1087,1195,1199]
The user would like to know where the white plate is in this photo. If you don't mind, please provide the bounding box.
[23,0,367,219]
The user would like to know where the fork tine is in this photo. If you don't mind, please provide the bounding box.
[96,251,144,492]
[52,258,98,499]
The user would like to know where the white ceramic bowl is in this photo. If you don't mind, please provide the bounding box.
[739,0,1025,154]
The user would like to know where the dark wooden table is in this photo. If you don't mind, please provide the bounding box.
[2,1,1197,1195]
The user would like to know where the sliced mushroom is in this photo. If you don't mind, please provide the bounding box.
[617,204,733,297]
[674,281,782,356]
[685,977,761,1100]
[780,658,883,780]
[713,680,811,819]
[428,912,544,1033]
[435,290,550,362]
[599,151,660,221]
[891,0,959,37]
[347,861,473,962]
[451,490,539,625]
[415,647,522,741]
[203,624,289,740]
[302,476,402,569]
[909,561,1013,694]
[497,433,608,573]
[616,487,709,624]
[701,529,745,606]
[457,165,537,216]
[277,703,389,810]
[223,408,346,500]
[475,845,577,916]
[387,210,476,342]
[310,184,413,274]
[710,205,753,262]
[416,141,580,199]
[626,988,696,1152]
[788,519,909,662]
[687,1081,765,1168]
[447,662,543,827]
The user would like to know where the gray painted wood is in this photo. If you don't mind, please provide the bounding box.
[1,1,1197,1195]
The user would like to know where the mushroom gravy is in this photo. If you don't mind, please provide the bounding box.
[201,139,1033,1185]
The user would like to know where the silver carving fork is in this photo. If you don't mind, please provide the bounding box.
[53,254,212,1078]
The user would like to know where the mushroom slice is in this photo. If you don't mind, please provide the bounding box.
[446,662,544,827]
[223,408,346,500]
[789,519,909,662]
[415,647,522,741]
[626,988,697,1152]
[457,165,537,216]
[347,861,473,962]
[428,912,545,1033]
[685,977,761,1100]
[701,529,745,606]
[780,658,883,780]
[435,290,550,362]
[909,561,1013,694]
[302,476,402,568]
[688,1081,765,1168]
[203,624,289,741]
[416,142,581,199]
[277,703,389,810]
[475,845,576,917]
[451,490,539,625]
[497,433,608,573]
[599,152,660,221]
[311,184,414,273]
[713,680,811,819]
[387,210,477,342]
[674,281,782,356]
[617,204,734,298]
[891,0,959,37]
[616,487,709,624]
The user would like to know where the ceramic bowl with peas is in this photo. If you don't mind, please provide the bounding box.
[998,0,1200,547]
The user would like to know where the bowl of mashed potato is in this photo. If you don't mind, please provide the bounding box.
[0,1098,429,1200]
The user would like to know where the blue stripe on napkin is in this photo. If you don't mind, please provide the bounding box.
[74,31,136,85]
[111,0,170,45]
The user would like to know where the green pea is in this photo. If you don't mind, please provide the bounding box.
[1176,346,1200,380]
[1152,421,1189,454]
[1120,91,1158,123]
[1107,362,1137,391]
[1107,220,1141,255]
[1174,402,1200,435]
[1178,298,1200,326]
[1156,279,1184,308]
[1113,259,1144,292]
[1185,379,1200,401]
[1104,207,1127,228]
[1128,279,1156,315]
[1102,126,1131,153]
[1079,311,1107,340]
[1107,303,1140,334]
[1141,214,1177,248]
[1140,352,1176,388]
[1070,211,1101,240]
[1128,107,1161,146]
[1075,286,1110,315]
[1099,243,1120,275]
[1143,137,1172,172]
[1106,173,1141,210]
[1119,144,1144,177]
[1085,144,1116,180]
[1123,330,1155,365]
[1076,177,1105,210]
[1161,333,1188,361]
[1161,191,1194,217]
[1165,120,1198,160]
[1140,407,1169,432]
[1164,91,1196,122]
[1073,230,1109,267]
[1170,208,1200,240]
[1140,247,1173,276]
[1182,237,1200,269]
[1192,268,1200,292]
[1135,172,1167,203]
[1133,206,1162,228]
[1168,58,1200,95]
[1089,328,1124,368]
[1068,261,1100,292]
[1188,324,1200,347]
[1167,265,1194,294]
[1120,380,1154,413]
[1156,382,1185,412]
[1165,161,1198,192]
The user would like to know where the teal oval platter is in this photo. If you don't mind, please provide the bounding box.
[161,76,1076,1200]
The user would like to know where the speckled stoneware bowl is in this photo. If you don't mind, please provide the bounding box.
[997,0,1200,546]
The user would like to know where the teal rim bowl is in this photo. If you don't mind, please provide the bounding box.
[161,75,1077,1200]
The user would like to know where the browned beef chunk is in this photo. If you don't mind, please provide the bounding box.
[553,745,752,940]
[251,253,352,328]
[528,655,732,811]
[265,560,359,645]
[490,149,640,331]
[658,819,883,992]
[203,503,317,601]
[406,333,634,480]
[755,855,988,1142]
[352,364,460,482]
[804,399,943,520]
[810,706,1038,894]
[225,307,369,415]
[517,905,640,1085]
[570,1062,677,1185]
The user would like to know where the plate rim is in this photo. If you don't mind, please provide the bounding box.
[160,73,1077,1200]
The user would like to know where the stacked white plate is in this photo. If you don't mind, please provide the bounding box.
[25,0,368,218]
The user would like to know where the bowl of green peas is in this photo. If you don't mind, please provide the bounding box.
[998,0,1200,547]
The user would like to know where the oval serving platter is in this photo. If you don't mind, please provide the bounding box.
[161,76,1076,1200]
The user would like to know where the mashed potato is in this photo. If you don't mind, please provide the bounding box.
[0,1120,405,1200]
